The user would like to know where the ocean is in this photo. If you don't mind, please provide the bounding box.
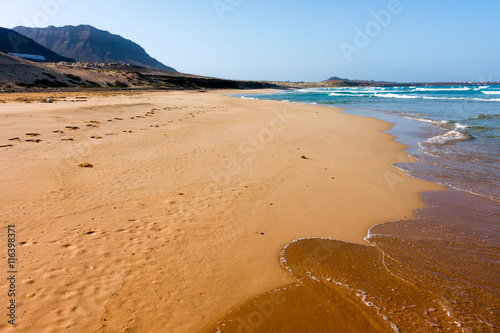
[211,85,500,332]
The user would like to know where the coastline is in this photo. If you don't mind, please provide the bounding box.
[0,89,443,332]
[214,89,500,332]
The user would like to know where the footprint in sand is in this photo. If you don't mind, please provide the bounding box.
[53,130,65,134]
[123,130,133,133]
[90,136,103,139]
[61,138,74,141]
[65,126,80,130]
[0,144,13,148]
[8,137,20,141]
[22,279,35,285]
[26,139,42,143]
[19,240,38,246]
[86,124,98,127]
[114,118,124,120]
[26,133,40,137]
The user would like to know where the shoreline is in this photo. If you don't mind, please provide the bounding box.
[216,90,499,332]
[0,90,444,332]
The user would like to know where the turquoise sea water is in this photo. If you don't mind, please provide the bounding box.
[240,85,500,201]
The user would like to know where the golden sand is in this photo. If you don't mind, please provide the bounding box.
[0,90,443,332]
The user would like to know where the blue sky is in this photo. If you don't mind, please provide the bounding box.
[1,0,499,82]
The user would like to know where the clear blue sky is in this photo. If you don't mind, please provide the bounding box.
[1,0,499,82]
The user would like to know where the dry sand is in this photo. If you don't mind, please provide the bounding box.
[0,90,443,332]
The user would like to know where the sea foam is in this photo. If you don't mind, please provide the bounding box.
[427,130,471,144]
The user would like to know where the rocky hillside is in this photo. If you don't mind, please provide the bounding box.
[0,51,277,92]
[14,25,176,72]
[0,27,75,63]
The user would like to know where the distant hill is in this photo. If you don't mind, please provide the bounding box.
[0,27,75,63]
[14,25,176,72]
[326,76,351,82]
[324,76,401,87]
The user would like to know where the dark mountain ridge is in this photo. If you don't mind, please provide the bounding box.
[0,27,75,62]
[14,25,176,72]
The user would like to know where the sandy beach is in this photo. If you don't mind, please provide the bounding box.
[0,90,444,332]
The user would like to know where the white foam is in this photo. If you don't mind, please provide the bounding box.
[306,272,320,281]
[481,91,500,95]
[454,122,468,129]
[415,87,471,92]
[400,115,439,124]
[427,130,471,144]
[422,96,500,102]
[356,89,385,93]
[328,92,356,97]
[298,88,330,93]
[328,89,389,95]
[375,93,419,99]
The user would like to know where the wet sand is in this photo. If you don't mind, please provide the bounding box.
[0,90,443,332]
[206,190,499,332]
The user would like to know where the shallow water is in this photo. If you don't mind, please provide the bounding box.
[205,190,500,332]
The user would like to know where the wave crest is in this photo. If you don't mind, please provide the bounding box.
[427,130,472,144]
